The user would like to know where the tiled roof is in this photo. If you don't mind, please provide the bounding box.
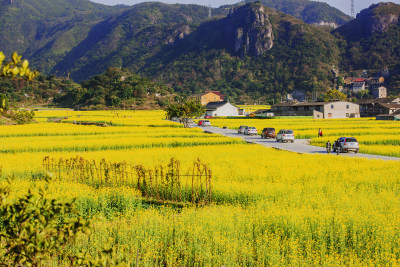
[273,102,331,107]
[377,103,400,109]
[356,97,396,104]
[205,91,225,97]
[205,101,228,110]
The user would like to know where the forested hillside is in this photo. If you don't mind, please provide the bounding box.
[139,3,340,101]
[1,0,400,104]
[240,0,351,26]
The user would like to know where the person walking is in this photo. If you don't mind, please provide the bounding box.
[326,140,331,153]
[318,128,323,137]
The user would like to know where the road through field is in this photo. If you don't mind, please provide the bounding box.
[194,125,400,161]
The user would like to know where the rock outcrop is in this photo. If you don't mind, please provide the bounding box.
[166,25,192,45]
[225,3,274,57]
[314,21,338,29]
[357,3,399,35]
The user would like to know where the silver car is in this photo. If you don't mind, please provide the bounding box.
[333,137,359,153]
[245,127,257,135]
[276,129,295,143]
[238,125,247,134]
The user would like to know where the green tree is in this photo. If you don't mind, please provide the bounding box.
[324,89,347,102]
[165,101,205,128]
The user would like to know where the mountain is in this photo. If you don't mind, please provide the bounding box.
[48,2,340,101]
[1,0,400,103]
[335,2,400,75]
[50,2,226,81]
[0,0,127,74]
[226,0,351,27]
[138,3,341,100]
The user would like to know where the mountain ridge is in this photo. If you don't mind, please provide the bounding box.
[1,1,400,103]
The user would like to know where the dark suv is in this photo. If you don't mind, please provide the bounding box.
[261,128,276,139]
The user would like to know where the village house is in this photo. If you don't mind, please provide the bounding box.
[352,78,366,92]
[188,91,224,106]
[376,110,400,121]
[205,101,239,117]
[367,76,385,90]
[366,103,400,118]
[271,101,360,119]
[371,86,387,98]
[357,97,400,117]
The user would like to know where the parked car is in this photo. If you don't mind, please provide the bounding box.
[244,127,258,135]
[276,129,295,143]
[201,120,211,126]
[332,137,359,153]
[261,128,276,139]
[238,125,247,134]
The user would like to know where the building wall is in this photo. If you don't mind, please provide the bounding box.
[352,83,365,93]
[372,87,387,98]
[313,110,324,119]
[188,93,222,106]
[206,103,239,117]
[323,102,360,119]
[201,93,222,106]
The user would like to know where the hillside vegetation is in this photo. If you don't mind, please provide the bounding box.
[1,1,400,103]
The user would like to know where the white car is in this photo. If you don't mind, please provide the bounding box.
[332,137,359,153]
[201,120,211,126]
[244,127,257,135]
[276,129,295,143]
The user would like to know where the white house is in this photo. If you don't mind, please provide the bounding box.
[205,101,239,117]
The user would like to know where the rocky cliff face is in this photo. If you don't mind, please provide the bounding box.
[225,3,274,57]
[357,3,399,35]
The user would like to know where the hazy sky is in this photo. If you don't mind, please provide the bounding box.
[90,0,400,16]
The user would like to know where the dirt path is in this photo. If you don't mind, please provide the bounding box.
[195,125,400,161]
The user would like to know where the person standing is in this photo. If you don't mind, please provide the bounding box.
[318,128,323,137]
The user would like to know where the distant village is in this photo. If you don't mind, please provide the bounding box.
[188,69,400,121]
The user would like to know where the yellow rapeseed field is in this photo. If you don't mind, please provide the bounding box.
[1,110,400,265]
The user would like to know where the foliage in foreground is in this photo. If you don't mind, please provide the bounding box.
[0,51,38,81]
[0,180,88,265]
[0,180,129,266]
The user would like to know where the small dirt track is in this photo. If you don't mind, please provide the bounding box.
[195,125,400,161]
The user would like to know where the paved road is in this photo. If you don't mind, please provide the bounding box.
[194,125,400,161]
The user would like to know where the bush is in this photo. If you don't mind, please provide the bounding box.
[0,182,90,265]
[11,110,35,124]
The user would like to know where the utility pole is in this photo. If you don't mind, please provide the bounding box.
[208,4,212,18]
[351,0,355,18]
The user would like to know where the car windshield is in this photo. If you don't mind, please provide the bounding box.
[286,130,294,134]
[346,138,357,142]
[268,128,275,131]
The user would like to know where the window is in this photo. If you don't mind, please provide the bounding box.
[331,104,334,109]
[346,105,350,109]
[304,106,310,111]
[316,106,321,111]
[346,113,349,118]
[328,113,332,118]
